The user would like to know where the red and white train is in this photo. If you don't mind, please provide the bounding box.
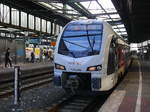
[54,19,131,92]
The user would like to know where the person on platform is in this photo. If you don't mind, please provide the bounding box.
[5,48,12,67]
[31,52,35,63]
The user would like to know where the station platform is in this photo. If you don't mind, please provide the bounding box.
[0,61,53,98]
[0,61,53,86]
[0,61,53,72]
[99,59,150,112]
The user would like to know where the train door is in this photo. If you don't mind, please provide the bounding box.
[107,38,118,75]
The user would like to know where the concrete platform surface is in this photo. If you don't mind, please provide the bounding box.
[99,59,150,112]
[0,62,53,72]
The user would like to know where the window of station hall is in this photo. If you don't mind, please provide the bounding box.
[47,21,51,33]
[52,23,55,36]
[29,14,34,29]
[21,11,27,27]
[42,19,46,32]
[36,17,40,31]
[0,4,10,23]
[12,8,19,26]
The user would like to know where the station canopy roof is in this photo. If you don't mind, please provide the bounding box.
[34,0,127,39]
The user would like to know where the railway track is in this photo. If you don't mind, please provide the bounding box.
[0,68,54,98]
[48,93,109,112]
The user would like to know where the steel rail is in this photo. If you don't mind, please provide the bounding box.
[48,94,108,112]
[0,68,54,98]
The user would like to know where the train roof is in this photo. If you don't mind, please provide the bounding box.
[69,19,104,25]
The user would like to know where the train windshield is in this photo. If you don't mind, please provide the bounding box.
[58,23,103,58]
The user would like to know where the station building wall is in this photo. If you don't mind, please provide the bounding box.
[0,38,25,65]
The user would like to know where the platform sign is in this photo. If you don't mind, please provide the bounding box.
[51,42,56,46]
[28,38,41,44]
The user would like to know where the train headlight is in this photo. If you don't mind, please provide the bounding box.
[87,65,102,71]
[55,63,66,70]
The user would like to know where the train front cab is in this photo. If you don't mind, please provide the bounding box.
[54,20,130,92]
[54,38,117,92]
[54,20,104,92]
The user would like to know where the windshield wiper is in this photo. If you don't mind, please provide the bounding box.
[86,25,94,53]
[63,39,89,49]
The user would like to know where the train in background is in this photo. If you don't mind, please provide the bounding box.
[54,19,131,92]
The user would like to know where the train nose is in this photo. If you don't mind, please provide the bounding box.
[62,73,91,92]
[66,75,80,89]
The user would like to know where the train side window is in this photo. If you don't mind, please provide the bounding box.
[107,40,116,75]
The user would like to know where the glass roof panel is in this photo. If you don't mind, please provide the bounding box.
[114,29,120,31]
[37,0,127,37]
[121,32,127,35]
[117,24,125,27]
[110,14,120,18]
[112,26,118,28]
[97,15,110,19]
[120,29,126,32]
[39,2,82,19]
[99,0,115,9]
[81,1,103,14]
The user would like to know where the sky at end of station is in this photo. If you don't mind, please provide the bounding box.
[130,40,150,51]
[130,43,138,51]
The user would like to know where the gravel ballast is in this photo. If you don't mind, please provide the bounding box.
[0,83,66,112]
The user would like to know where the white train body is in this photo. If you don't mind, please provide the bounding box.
[54,19,130,92]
